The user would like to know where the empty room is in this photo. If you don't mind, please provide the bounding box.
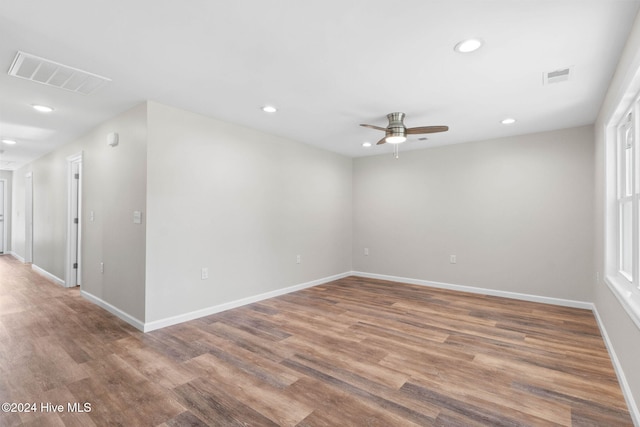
[1,1,640,426]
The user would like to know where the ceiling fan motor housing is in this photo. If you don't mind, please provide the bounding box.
[386,112,407,143]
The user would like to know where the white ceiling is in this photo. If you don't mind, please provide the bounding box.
[1,0,639,170]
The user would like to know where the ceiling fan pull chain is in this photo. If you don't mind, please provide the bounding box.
[394,144,399,159]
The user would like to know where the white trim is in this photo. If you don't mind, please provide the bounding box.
[143,271,351,332]
[31,264,65,286]
[606,275,640,331]
[603,38,640,335]
[593,306,640,426]
[8,251,24,262]
[80,290,145,331]
[19,263,640,420]
[24,172,33,264]
[351,271,593,309]
[0,178,7,255]
[65,152,83,288]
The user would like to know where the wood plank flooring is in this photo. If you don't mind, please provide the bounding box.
[0,255,632,426]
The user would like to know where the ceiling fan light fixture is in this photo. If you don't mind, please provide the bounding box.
[385,135,406,144]
[454,38,483,53]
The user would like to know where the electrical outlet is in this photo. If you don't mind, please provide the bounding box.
[364,248,369,256]
[296,254,301,264]
[450,255,457,264]
[201,268,209,280]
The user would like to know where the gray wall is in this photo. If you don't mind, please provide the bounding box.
[13,139,83,278]
[145,102,352,322]
[354,126,595,302]
[81,103,147,321]
[594,9,640,415]
[8,100,352,326]
[10,104,147,321]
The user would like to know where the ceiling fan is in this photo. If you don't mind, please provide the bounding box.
[360,112,449,145]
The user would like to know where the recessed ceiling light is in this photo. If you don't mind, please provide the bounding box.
[1,139,17,145]
[454,38,483,53]
[262,105,277,113]
[501,118,516,125]
[32,104,54,113]
[362,142,372,147]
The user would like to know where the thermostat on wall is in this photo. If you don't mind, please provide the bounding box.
[107,132,119,147]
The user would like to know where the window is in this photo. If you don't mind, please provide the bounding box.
[607,97,640,330]
[618,112,634,281]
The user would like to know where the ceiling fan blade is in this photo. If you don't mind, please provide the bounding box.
[360,124,387,132]
[406,126,449,134]
[376,136,387,145]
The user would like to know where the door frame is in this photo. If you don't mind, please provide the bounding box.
[25,172,33,263]
[65,152,83,287]
[0,179,6,254]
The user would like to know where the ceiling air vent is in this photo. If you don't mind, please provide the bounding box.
[543,67,572,85]
[8,51,111,95]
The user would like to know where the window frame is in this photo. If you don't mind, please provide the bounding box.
[617,112,635,282]
[606,94,640,330]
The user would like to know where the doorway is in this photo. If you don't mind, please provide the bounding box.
[66,153,82,287]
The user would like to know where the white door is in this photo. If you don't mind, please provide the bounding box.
[0,180,4,254]
[25,172,33,263]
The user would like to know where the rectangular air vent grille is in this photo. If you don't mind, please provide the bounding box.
[543,67,572,85]
[8,51,111,95]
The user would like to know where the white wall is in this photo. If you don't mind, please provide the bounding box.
[145,102,352,322]
[354,126,595,302]
[594,9,640,416]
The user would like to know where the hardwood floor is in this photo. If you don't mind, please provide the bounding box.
[0,254,632,426]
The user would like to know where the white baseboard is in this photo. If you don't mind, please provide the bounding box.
[354,271,639,424]
[143,271,351,332]
[351,271,593,310]
[80,290,145,332]
[8,251,25,262]
[32,264,65,286]
[51,267,640,422]
[592,306,640,426]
